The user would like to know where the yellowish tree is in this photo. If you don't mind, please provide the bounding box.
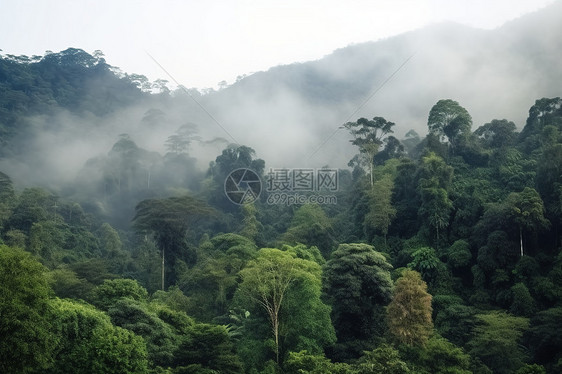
[387,269,433,346]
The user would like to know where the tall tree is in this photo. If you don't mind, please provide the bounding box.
[387,269,433,346]
[283,204,336,258]
[474,119,517,149]
[504,187,550,256]
[132,195,215,289]
[427,99,472,151]
[236,248,335,365]
[417,152,453,242]
[364,174,396,244]
[345,116,395,186]
[164,123,200,155]
[0,171,15,230]
[323,243,393,359]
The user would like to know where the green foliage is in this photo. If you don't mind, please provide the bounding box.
[417,152,454,242]
[404,334,471,374]
[524,307,562,368]
[468,311,529,374]
[178,233,257,320]
[0,171,15,230]
[515,364,546,374]
[0,245,56,373]
[427,99,472,148]
[408,247,439,277]
[151,286,191,312]
[239,203,264,243]
[475,119,517,149]
[98,222,123,256]
[283,204,336,258]
[133,195,215,287]
[174,323,243,373]
[323,243,393,359]
[281,243,326,265]
[2,51,562,373]
[90,278,149,310]
[345,116,396,186]
[433,296,477,346]
[510,282,536,316]
[107,298,179,367]
[357,344,410,373]
[364,174,396,241]
[47,267,94,299]
[7,187,53,232]
[47,298,148,374]
[236,248,336,366]
[446,240,472,268]
[285,350,357,374]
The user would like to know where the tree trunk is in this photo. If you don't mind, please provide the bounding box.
[519,226,524,257]
[161,247,165,290]
[273,312,279,364]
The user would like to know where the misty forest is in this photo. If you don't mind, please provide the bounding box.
[2,4,562,374]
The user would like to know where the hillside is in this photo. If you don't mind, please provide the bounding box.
[1,2,562,373]
[205,0,562,166]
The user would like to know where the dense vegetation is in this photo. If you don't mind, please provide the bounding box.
[1,49,561,373]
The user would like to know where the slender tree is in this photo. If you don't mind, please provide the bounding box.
[345,117,395,186]
[236,248,335,364]
[364,174,396,245]
[505,187,550,256]
[132,195,215,289]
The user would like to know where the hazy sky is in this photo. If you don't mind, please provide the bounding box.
[0,0,556,89]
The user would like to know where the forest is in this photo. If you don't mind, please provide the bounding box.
[1,49,562,374]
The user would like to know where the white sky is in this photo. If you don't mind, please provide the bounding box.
[0,0,556,89]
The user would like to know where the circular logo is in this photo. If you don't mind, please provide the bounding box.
[224,168,261,205]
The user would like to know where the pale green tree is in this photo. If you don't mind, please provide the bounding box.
[236,248,335,365]
[387,270,433,346]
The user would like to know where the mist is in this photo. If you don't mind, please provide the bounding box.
[1,0,561,195]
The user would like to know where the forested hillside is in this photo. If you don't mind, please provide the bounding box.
[1,32,562,374]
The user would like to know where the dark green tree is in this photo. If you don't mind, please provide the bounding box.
[364,174,396,245]
[468,311,529,374]
[283,204,336,258]
[474,119,517,149]
[417,152,453,242]
[174,322,243,373]
[427,99,472,152]
[524,307,562,369]
[323,243,393,359]
[132,195,215,289]
[504,187,550,256]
